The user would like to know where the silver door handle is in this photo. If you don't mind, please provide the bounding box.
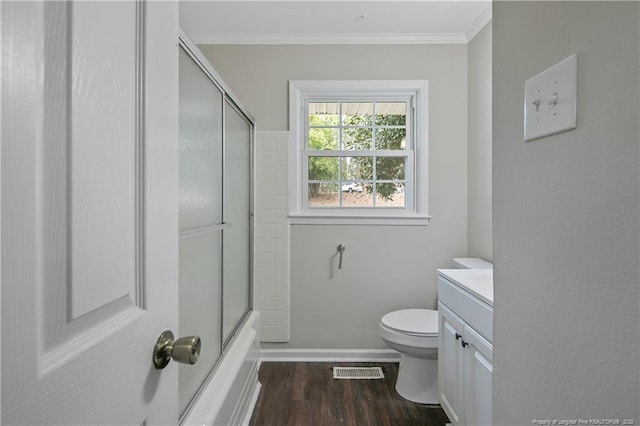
[153,330,201,369]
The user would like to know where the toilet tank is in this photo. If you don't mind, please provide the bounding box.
[452,257,493,270]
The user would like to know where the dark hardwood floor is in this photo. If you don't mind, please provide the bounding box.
[249,362,450,426]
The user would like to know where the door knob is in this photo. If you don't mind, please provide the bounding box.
[153,330,201,370]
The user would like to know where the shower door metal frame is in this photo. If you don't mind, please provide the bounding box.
[178,29,256,422]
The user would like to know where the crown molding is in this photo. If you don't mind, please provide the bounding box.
[190,32,469,45]
[464,3,492,42]
[189,3,492,46]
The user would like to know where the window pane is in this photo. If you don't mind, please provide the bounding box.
[308,127,339,150]
[376,157,406,180]
[341,184,373,207]
[343,127,373,150]
[341,156,373,180]
[308,156,338,180]
[375,183,406,207]
[308,102,339,126]
[309,183,339,207]
[376,102,406,126]
[375,128,407,150]
[342,102,374,126]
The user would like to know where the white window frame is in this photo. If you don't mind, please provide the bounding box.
[289,80,430,225]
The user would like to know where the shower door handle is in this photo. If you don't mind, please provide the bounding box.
[153,330,201,369]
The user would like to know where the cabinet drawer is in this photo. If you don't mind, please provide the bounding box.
[438,275,493,343]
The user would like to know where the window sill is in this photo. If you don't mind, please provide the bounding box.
[288,212,431,226]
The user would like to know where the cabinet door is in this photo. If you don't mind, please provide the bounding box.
[438,302,466,425]
[464,325,493,426]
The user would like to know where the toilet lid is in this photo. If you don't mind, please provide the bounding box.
[381,309,438,336]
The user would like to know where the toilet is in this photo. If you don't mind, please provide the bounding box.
[379,309,439,404]
[378,257,492,404]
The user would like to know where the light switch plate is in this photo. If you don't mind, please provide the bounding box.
[524,53,577,142]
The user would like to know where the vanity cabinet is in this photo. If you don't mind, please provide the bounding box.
[437,270,493,426]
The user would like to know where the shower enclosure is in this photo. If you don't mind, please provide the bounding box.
[177,33,256,422]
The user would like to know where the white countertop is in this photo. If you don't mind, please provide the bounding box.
[437,269,494,306]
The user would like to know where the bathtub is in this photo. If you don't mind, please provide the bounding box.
[182,311,262,426]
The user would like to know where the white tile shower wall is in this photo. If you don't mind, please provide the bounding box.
[255,131,290,342]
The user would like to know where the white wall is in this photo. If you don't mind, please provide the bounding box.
[200,44,469,349]
[493,2,639,423]
[467,22,492,262]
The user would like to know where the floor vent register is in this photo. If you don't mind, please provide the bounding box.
[332,367,385,380]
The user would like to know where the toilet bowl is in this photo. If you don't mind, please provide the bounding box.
[378,309,439,404]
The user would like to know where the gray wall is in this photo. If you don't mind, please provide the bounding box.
[493,2,639,424]
[468,22,493,262]
[199,44,467,131]
[200,44,470,349]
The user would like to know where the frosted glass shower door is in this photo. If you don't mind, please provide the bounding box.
[178,47,224,415]
[222,101,252,344]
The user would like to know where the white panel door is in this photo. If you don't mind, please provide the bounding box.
[1,1,180,424]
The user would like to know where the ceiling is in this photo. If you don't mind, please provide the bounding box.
[179,1,492,45]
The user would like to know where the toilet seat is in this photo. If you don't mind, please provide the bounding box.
[380,309,438,337]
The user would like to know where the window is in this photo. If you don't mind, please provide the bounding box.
[289,80,430,225]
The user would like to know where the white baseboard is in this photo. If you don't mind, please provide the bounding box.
[260,348,401,363]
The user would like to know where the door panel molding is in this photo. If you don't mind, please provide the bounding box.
[38,0,147,364]
[5,0,147,375]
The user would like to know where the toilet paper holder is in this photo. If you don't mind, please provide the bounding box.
[337,243,346,269]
